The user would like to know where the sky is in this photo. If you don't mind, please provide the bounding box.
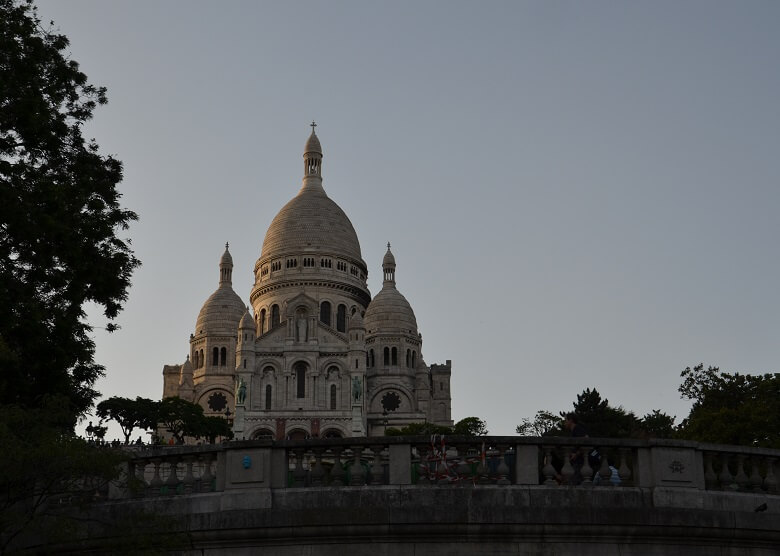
[33,1,780,438]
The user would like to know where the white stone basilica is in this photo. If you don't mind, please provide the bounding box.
[162,126,452,439]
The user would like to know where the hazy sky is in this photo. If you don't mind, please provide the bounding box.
[34,1,780,437]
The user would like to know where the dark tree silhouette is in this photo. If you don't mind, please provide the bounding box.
[0,0,139,424]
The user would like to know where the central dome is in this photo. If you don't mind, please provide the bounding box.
[260,187,363,262]
[259,128,363,265]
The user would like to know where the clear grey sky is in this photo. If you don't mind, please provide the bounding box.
[35,1,780,437]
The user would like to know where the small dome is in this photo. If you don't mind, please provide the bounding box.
[364,286,418,335]
[304,130,322,155]
[195,285,245,336]
[239,307,254,329]
[349,310,364,330]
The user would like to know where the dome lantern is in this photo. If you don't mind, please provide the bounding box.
[383,242,396,284]
[219,242,233,286]
[303,121,323,182]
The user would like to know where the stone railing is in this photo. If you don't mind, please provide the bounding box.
[116,436,780,498]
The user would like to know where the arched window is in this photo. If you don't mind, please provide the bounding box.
[383,347,390,366]
[265,385,272,410]
[320,301,331,326]
[391,347,398,365]
[295,362,306,399]
[254,428,274,440]
[330,384,337,410]
[271,304,280,327]
[406,349,410,367]
[199,349,204,368]
[412,350,416,368]
[336,304,346,332]
[370,349,375,367]
[259,309,266,334]
[212,347,219,366]
[220,347,227,366]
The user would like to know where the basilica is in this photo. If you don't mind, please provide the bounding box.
[162,126,452,439]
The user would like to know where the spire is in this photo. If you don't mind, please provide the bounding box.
[382,242,396,285]
[303,122,324,187]
[219,243,233,286]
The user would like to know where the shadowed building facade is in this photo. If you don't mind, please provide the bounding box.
[162,126,452,439]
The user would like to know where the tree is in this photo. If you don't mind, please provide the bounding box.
[197,415,234,444]
[0,398,125,553]
[96,396,157,444]
[0,0,139,424]
[156,397,205,444]
[452,417,488,437]
[677,363,780,448]
[516,410,562,437]
[638,410,676,439]
[515,389,675,440]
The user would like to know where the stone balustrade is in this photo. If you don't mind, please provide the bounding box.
[117,436,780,498]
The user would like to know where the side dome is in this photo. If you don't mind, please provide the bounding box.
[364,244,417,335]
[364,287,418,335]
[195,245,246,336]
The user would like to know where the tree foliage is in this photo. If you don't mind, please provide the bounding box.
[515,388,675,439]
[96,396,157,444]
[0,0,139,423]
[385,417,487,437]
[677,363,779,448]
[452,416,488,436]
[516,410,562,437]
[0,399,126,553]
[156,397,233,444]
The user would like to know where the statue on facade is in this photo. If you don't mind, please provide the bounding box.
[235,377,247,405]
[296,316,307,342]
[352,376,362,403]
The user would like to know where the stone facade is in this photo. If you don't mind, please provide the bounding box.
[161,126,452,439]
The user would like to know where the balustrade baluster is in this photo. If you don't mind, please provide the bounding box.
[618,448,632,487]
[149,458,163,496]
[718,454,734,490]
[542,447,557,486]
[132,460,147,497]
[310,448,326,486]
[764,458,778,493]
[597,453,611,486]
[200,454,214,492]
[416,445,431,485]
[496,446,510,486]
[436,447,450,485]
[349,446,366,485]
[183,456,195,494]
[703,452,717,490]
[735,455,749,491]
[165,457,180,495]
[748,457,763,492]
[330,447,345,486]
[455,444,473,485]
[580,447,594,487]
[560,447,574,486]
[292,448,307,487]
[370,446,384,485]
[475,447,491,485]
